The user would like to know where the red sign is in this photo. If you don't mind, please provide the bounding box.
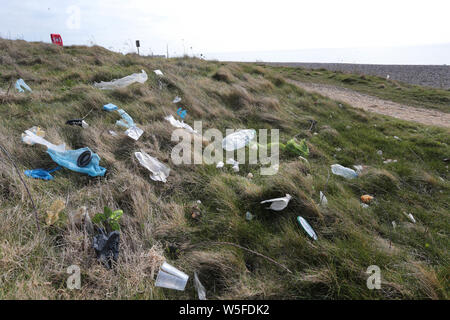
[50,34,63,46]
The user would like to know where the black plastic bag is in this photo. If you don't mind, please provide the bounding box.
[93,229,120,269]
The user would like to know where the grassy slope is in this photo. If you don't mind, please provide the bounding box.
[0,39,449,299]
[271,65,450,113]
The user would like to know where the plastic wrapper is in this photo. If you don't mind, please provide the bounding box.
[222,129,256,151]
[135,150,170,183]
[155,262,189,291]
[93,70,147,90]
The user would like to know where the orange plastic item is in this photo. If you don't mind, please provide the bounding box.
[361,195,374,204]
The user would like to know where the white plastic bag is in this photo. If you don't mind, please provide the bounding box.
[260,194,292,211]
[93,70,148,90]
[125,126,144,141]
[222,129,256,151]
[331,164,358,179]
[155,262,189,291]
[154,69,164,76]
[164,115,197,133]
[135,150,170,183]
[319,191,328,207]
[22,128,66,152]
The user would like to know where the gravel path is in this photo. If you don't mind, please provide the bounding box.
[269,63,450,89]
[288,79,450,128]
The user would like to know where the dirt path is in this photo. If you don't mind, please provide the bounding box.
[288,80,450,128]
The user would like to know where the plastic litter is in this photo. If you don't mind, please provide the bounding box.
[22,127,66,152]
[66,119,89,128]
[194,272,206,300]
[297,216,318,240]
[245,211,254,221]
[93,230,120,269]
[361,195,374,204]
[15,78,32,93]
[383,159,397,164]
[103,103,118,111]
[46,199,65,226]
[392,221,397,229]
[116,109,135,128]
[331,164,358,179]
[47,147,106,177]
[361,203,369,208]
[222,129,256,151]
[135,150,170,183]
[285,138,309,157]
[154,69,164,76]
[261,194,292,211]
[319,191,328,207]
[93,69,148,90]
[109,130,118,137]
[404,212,416,223]
[173,96,182,103]
[216,161,224,168]
[226,158,239,172]
[24,167,61,181]
[125,126,144,141]
[377,150,383,156]
[247,172,253,179]
[155,262,189,291]
[164,115,196,133]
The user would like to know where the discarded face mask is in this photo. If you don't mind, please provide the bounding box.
[22,127,66,152]
[194,272,206,300]
[319,191,328,207]
[261,194,292,211]
[297,216,318,240]
[103,103,118,112]
[164,115,197,133]
[154,69,164,76]
[222,129,256,151]
[93,69,148,90]
[285,138,309,157]
[361,195,374,204]
[66,119,89,128]
[46,199,65,226]
[47,147,106,177]
[93,230,120,269]
[173,96,182,103]
[331,164,358,179]
[135,150,170,183]
[24,166,61,181]
[155,262,189,291]
[15,78,32,93]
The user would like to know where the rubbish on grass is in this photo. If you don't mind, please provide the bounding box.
[392,221,397,229]
[155,262,189,291]
[247,172,253,179]
[154,69,164,76]
[331,164,358,179]
[216,161,224,168]
[297,216,318,240]
[24,167,61,181]
[377,150,383,156]
[93,230,120,269]
[109,130,118,137]
[66,119,89,128]
[125,126,144,141]
[383,159,397,164]
[15,79,32,93]
[47,147,106,177]
[222,129,256,151]
[319,191,328,207]
[116,109,135,128]
[245,211,254,221]
[404,212,416,223]
[93,70,148,90]
[72,206,88,225]
[261,194,292,211]
[191,203,201,220]
[164,115,196,133]
[135,150,170,183]
[226,158,239,172]
[194,272,206,300]
[361,203,369,208]
[285,138,309,157]
[298,156,309,164]
[394,136,401,141]
[361,195,374,204]
[103,103,118,111]
[22,127,66,152]
[173,96,182,103]
[46,199,65,226]
[176,107,187,119]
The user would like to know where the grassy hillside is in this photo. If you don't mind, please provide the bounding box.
[0,39,448,299]
[273,65,450,113]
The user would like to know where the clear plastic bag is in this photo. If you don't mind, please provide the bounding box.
[222,129,256,151]
[22,127,66,152]
[331,164,358,179]
[93,70,148,90]
[164,115,196,133]
[155,262,189,291]
[135,150,170,183]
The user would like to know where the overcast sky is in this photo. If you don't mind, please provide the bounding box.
[1,0,449,64]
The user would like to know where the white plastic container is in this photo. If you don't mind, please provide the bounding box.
[155,262,189,291]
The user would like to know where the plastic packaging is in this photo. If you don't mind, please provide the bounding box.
[216,161,224,168]
[47,147,106,177]
[222,129,256,151]
[116,109,135,128]
[22,127,66,152]
[93,69,148,90]
[297,216,318,240]
[135,150,170,183]
[194,272,206,300]
[331,164,358,179]
[24,167,61,181]
[164,115,196,133]
[15,78,32,92]
[155,262,189,291]
[93,230,120,269]
[173,96,182,103]
[245,211,254,221]
[66,119,89,128]
[260,194,292,211]
[125,126,144,141]
[319,191,328,207]
[103,103,118,111]
[154,69,164,76]
[361,195,374,204]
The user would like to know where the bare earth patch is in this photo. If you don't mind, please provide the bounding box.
[288,80,450,128]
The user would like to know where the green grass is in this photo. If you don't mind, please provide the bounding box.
[271,65,450,113]
[0,39,448,299]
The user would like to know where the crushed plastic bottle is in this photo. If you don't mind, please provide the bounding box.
[155,262,189,291]
[331,164,358,179]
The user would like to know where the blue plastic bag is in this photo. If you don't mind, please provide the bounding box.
[116,109,134,128]
[24,167,61,181]
[47,147,106,177]
[15,79,32,93]
[103,103,118,112]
